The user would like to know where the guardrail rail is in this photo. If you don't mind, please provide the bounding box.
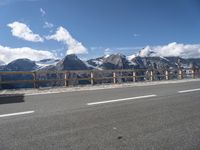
[0,68,199,89]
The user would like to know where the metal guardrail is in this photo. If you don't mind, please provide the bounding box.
[0,68,199,89]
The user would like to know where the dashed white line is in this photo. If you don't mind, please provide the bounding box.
[0,111,35,118]
[87,94,157,106]
[178,88,200,93]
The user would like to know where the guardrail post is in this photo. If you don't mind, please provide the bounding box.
[133,71,136,82]
[192,69,195,79]
[165,70,169,80]
[0,74,1,89]
[150,70,154,81]
[113,72,116,84]
[90,71,94,85]
[178,69,183,80]
[64,71,68,87]
[32,72,37,88]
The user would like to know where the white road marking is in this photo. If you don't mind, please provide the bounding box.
[0,111,35,118]
[87,94,157,106]
[178,88,200,93]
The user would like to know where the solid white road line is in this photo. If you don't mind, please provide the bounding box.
[178,88,200,93]
[87,94,157,106]
[0,111,35,118]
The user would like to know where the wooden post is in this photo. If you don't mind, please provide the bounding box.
[0,74,1,90]
[133,71,136,82]
[150,70,153,81]
[32,72,36,88]
[178,69,183,80]
[90,71,94,85]
[165,70,169,80]
[192,69,195,79]
[64,71,68,87]
[113,72,116,84]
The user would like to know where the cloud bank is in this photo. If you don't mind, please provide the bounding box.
[139,42,200,58]
[46,26,88,55]
[0,45,56,64]
[7,21,44,42]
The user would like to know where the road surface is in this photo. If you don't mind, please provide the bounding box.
[0,80,200,150]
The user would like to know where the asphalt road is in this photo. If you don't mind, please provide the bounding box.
[0,80,200,150]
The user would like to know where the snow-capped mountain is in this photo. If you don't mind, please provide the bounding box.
[87,54,140,70]
[0,53,200,72]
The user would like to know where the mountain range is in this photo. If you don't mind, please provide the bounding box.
[0,53,200,72]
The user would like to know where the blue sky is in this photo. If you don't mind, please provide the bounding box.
[0,0,200,63]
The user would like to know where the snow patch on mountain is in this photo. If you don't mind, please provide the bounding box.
[104,54,110,58]
[127,54,136,61]
[36,59,60,68]
[159,56,169,62]
[83,61,103,70]
[127,54,137,65]
[91,59,104,66]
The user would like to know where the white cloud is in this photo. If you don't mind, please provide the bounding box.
[7,21,44,42]
[139,42,200,58]
[40,8,46,16]
[104,48,113,56]
[43,21,54,29]
[0,45,56,64]
[138,46,155,57]
[46,26,88,55]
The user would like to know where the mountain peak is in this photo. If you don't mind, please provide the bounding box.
[56,54,88,70]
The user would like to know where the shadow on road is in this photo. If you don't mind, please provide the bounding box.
[0,94,25,104]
